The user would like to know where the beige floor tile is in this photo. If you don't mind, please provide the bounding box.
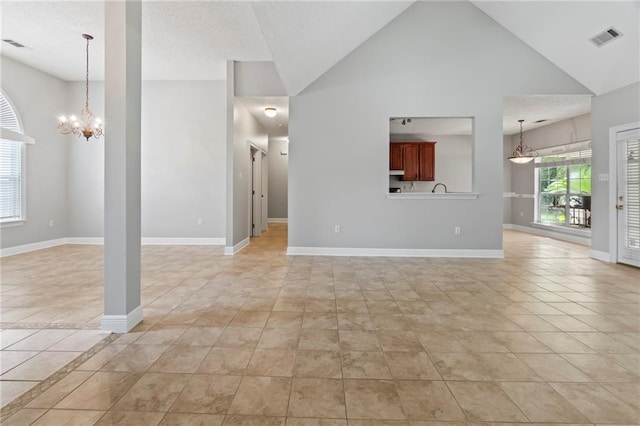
[377,331,423,352]
[415,329,466,352]
[384,351,440,380]
[1,408,47,425]
[491,331,553,353]
[346,421,407,426]
[568,332,636,353]
[529,331,596,353]
[101,344,169,372]
[0,350,39,374]
[27,371,94,408]
[341,351,391,379]
[288,378,346,418]
[78,344,128,371]
[550,382,640,424]
[430,352,492,381]
[246,349,296,377]
[500,382,589,423]
[503,314,560,331]
[31,409,106,426]
[561,353,638,382]
[215,328,262,349]
[0,329,38,350]
[299,330,339,351]
[224,415,285,425]
[170,374,241,414]
[267,311,304,329]
[294,350,342,379]
[173,326,224,346]
[228,376,291,416]
[453,332,510,353]
[395,380,465,421]
[135,325,188,345]
[302,313,338,330]
[1,351,79,381]
[196,347,253,375]
[94,411,165,425]
[285,418,347,426]
[337,314,374,331]
[258,328,300,349]
[539,315,597,332]
[602,382,640,411]
[55,371,141,410]
[230,311,270,328]
[343,379,406,420]
[148,345,210,373]
[194,310,237,326]
[158,413,224,426]
[516,353,592,382]
[47,330,106,351]
[5,329,76,351]
[338,330,380,352]
[0,380,38,408]
[112,372,190,412]
[478,353,542,381]
[447,381,527,422]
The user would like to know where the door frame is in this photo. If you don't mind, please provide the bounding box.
[608,121,640,263]
[249,142,267,238]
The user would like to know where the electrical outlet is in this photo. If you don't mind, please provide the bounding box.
[598,173,609,181]
[49,219,54,227]
[520,211,524,217]
[335,225,341,233]
[454,226,461,235]
[197,218,203,226]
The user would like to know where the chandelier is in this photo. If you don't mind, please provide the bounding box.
[508,119,536,164]
[57,34,103,141]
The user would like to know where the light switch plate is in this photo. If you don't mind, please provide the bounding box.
[598,174,609,181]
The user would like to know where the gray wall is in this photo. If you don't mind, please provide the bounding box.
[503,136,512,224]
[268,137,289,219]
[67,80,227,239]
[234,62,287,97]
[506,113,592,229]
[0,56,69,248]
[231,100,268,245]
[591,82,640,254]
[289,1,590,250]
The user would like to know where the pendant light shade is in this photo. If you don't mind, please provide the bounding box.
[508,119,536,164]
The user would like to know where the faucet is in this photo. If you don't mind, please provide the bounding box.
[432,183,447,193]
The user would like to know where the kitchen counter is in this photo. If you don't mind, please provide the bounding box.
[386,192,479,200]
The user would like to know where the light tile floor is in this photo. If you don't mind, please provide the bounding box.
[1,224,639,425]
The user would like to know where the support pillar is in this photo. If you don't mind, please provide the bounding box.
[102,0,143,333]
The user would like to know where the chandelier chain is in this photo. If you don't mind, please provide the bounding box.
[85,35,90,110]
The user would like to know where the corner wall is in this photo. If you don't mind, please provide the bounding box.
[268,137,289,220]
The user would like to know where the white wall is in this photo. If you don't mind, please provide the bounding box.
[289,1,590,252]
[56,79,228,241]
[1,56,69,249]
[590,82,640,255]
[231,100,268,245]
[389,136,472,193]
[268,137,289,219]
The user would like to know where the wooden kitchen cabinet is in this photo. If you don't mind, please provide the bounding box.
[389,143,404,170]
[390,142,436,181]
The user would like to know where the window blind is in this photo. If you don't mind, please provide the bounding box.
[0,92,25,222]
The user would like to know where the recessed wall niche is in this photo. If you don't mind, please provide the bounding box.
[388,117,473,194]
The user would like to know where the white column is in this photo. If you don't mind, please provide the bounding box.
[102,0,143,333]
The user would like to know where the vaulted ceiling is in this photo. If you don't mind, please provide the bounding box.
[1,1,637,131]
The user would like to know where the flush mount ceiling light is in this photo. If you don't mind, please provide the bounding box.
[57,34,103,141]
[508,119,536,164]
[264,107,277,118]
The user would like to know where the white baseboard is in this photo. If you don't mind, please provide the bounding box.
[141,237,225,245]
[504,224,591,246]
[0,238,67,257]
[67,237,104,245]
[224,237,250,255]
[287,246,504,258]
[101,305,143,333]
[589,249,611,263]
[268,218,288,223]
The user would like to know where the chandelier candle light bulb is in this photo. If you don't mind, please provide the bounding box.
[57,34,103,141]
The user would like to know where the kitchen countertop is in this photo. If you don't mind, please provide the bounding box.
[386,192,479,200]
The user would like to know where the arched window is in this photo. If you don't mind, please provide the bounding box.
[0,91,34,223]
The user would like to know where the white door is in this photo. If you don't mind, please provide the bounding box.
[252,150,262,237]
[616,130,640,267]
[261,152,269,232]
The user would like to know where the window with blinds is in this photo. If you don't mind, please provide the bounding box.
[534,142,592,230]
[0,92,26,223]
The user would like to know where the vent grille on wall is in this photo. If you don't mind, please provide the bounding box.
[590,27,622,47]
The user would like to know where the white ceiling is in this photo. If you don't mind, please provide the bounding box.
[1,1,636,137]
[503,95,592,135]
[390,117,473,136]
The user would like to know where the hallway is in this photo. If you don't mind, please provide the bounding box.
[1,226,638,424]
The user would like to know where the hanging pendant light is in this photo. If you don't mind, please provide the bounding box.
[57,34,103,141]
[508,119,536,164]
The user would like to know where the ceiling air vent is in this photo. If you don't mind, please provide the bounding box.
[3,39,28,48]
[533,119,548,124]
[590,27,622,48]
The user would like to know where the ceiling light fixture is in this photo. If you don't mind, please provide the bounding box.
[264,107,277,118]
[57,34,103,141]
[508,119,536,164]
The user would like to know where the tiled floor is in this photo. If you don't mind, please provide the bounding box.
[1,224,639,425]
